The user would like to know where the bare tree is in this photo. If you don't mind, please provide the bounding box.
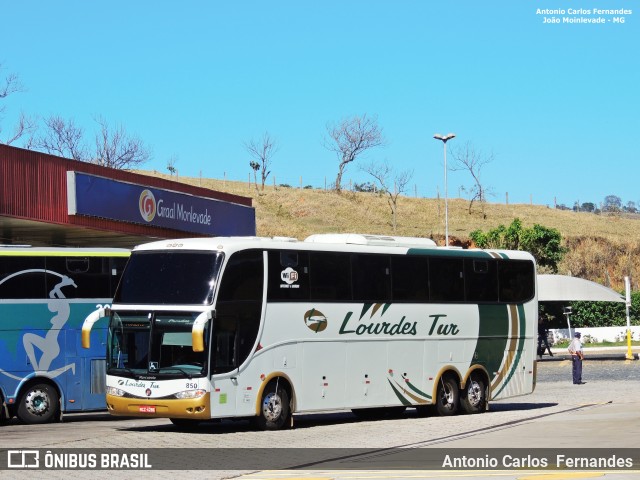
[244,132,277,191]
[93,116,151,169]
[4,112,37,147]
[325,114,385,192]
[450,141,494,216]
[0,65,36,146]
[35,115,86,160]
[249,160,260,191]
[166,155,178,177]
[362,160,413,233]
[0,68,23,103]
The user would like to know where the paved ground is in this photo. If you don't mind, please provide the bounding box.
[1,355,639,480]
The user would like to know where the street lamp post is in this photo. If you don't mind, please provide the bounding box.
[433,133,455,246]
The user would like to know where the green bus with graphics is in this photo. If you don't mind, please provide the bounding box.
[82,234,537,429]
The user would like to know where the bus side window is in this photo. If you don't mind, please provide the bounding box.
[391,256,429,302]
[309,252,352,301]
[214,250,263,374]
[0,256,47,299]
[266,251,309,301]
[110,257,128,297]
[465,259,498,302]
[429,257,464,302]
[217,250,264,302]
[499,260,535,303]
[46,256,110,299]
[352,254,391,302]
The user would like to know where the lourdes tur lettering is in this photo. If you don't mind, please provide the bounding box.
[337,310,460,337]
[339,311,418,336]
[428,314,460,336]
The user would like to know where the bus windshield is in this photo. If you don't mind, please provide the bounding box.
[114,251,223,305]
[108,311,208,377]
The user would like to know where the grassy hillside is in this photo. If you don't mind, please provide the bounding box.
[145,171,640,291]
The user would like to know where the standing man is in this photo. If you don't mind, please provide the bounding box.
[568,332,585,384]
[537,317,553,358]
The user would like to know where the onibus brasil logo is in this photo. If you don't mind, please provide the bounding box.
[139,189,156,222]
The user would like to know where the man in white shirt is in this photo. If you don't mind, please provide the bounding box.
[568,332,585,384]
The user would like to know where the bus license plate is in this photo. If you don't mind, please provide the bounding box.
[139,405,156,413]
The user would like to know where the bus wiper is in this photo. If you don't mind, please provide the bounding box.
[115,367,139,379]
[162,367,194,379]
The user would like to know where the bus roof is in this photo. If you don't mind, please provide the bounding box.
[130,235,535,261]
[0,246,130,257]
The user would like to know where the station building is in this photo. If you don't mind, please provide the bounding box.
[0,144,255,248]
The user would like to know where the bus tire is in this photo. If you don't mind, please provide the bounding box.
[256,382,291,430]
[17,382,60,424]
[460,373,488,414]
[435,376,459,416]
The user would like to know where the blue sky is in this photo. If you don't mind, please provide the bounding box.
[1,1,638,207]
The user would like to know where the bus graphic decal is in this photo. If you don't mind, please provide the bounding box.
[0,270,77,381]
[387,374,432,405]
[303,309,328,332]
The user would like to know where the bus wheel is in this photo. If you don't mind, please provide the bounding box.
[256,382,291,430]
[460,373,487,414]
[435,376,459,416]
[17,383,60,424]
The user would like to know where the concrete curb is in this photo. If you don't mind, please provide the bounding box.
[538,352,639,362]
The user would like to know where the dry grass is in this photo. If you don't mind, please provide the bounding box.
[145,171,640,291]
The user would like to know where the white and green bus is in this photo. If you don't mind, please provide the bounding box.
[82,234,537,429]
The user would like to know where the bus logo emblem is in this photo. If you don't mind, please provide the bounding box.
[281,267,298,285]
[304,309,328,333]
[139,189,157,222]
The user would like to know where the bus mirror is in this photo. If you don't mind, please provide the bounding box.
[192,310,212,353]
[81,306,110,349]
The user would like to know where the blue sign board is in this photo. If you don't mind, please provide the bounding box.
[67,171,256,236]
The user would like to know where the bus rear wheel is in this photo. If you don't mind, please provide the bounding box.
[255,382,291,430]
[435,376,459,416]
[17,383,60,424]
[460,373,487,414]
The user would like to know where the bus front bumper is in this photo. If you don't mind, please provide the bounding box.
[106,392,211,420]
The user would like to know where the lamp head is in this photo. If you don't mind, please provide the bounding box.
[434,133,456,142]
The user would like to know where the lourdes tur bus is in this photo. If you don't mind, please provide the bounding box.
[82,234,537,430]
[0,246,129,424]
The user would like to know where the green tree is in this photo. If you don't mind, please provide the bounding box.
[570,291,640,327]
[470,218,566,272]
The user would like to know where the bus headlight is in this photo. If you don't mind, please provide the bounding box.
[174,389,206,399]
[106,386,126,397]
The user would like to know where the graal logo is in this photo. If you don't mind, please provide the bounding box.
[8,450,39,468]
[139,189,156,222]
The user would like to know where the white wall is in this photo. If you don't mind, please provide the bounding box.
[549,326,640,343]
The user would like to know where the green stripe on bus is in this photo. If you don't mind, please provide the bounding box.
[407,248,493,259]
[473,304,510,381]
[492,304,527,398]
[387,379,413,406]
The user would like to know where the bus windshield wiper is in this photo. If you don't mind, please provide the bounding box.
[113,367,139,379]
[161,366,194,379]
